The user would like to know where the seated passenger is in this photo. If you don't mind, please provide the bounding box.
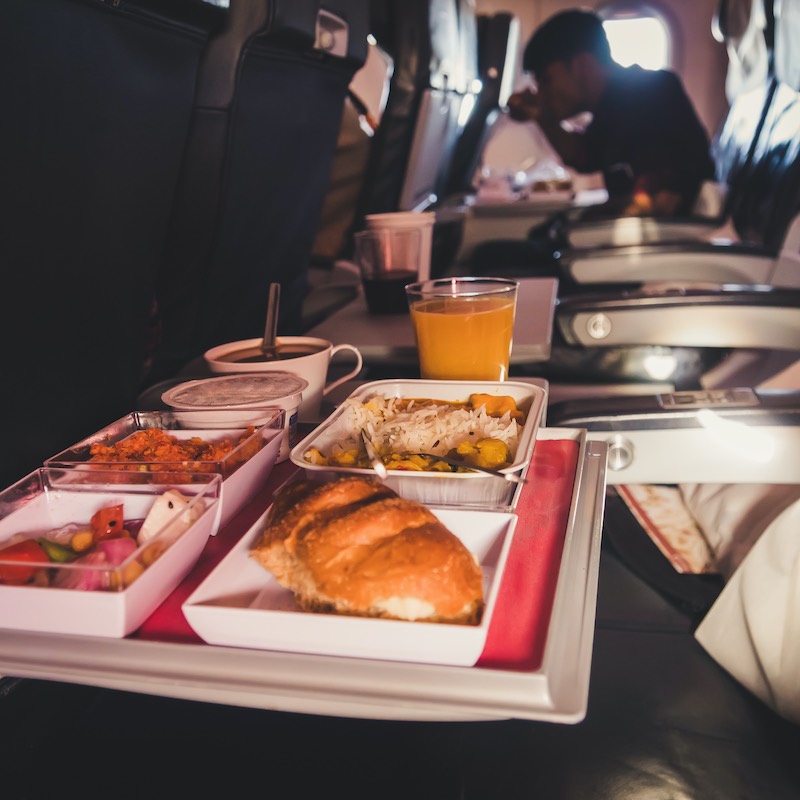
[507,8,715,217]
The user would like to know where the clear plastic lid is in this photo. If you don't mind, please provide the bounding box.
[162,373,308,409]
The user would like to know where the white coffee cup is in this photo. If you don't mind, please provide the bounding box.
[204,335,363,422]
[365,211,435,281]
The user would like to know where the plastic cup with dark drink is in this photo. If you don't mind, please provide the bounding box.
[354,228,421,314]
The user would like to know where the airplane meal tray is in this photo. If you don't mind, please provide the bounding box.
[0,428,607,723]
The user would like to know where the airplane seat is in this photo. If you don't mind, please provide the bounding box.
[394,0,475,216]
[440,11,521,198]
[438,0,480,199]
[353,0,460,219]
[298,0,453,328]
[149,0,368,383]
[729,84,800,250]
[429,0,483,274]
[0,0,367,487]
[0,0,226,488]
[344,0,480,280]
[702,77,777,222]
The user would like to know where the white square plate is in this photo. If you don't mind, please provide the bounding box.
[183,506,517,666]
[290,379,545,510]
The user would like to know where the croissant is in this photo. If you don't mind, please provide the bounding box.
[251,476,484,624]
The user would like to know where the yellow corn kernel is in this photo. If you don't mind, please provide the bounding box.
[70,530,94,553]
[109,559,145,590]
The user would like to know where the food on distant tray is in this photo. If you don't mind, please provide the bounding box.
[86,427,259,476]
[303,393,525,473]
[530,177,573,192]
[251,477,484,625]
[0,490,203,590]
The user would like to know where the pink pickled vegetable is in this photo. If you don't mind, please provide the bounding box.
[54,551,109,591]
[97,537,138,565]
[53,538,139,591]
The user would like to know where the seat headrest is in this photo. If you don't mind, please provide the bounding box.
[712,0,756,42]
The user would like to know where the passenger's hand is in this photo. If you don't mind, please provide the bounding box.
[506,88,539,122]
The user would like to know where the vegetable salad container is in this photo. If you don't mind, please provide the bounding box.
[0,467,222,637]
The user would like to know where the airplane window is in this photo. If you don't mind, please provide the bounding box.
[602,13,670,70]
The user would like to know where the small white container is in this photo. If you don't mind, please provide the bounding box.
[161,373,307,462]
[0,467,222,638]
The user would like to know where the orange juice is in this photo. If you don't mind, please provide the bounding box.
[410,295,516,380]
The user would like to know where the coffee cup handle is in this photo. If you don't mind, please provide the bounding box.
[323,344,363,396]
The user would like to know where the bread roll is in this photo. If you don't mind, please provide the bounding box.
[251,477,484,624]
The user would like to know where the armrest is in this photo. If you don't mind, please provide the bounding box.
[564,180,728,248]
[564,240,777,286]
[556,285,800,348]
[567,215,724,249]
[548,387,800,484]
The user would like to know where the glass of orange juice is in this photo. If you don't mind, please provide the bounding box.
[405,277,519,380]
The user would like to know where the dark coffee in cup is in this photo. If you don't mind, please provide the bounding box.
[216,341,328,364]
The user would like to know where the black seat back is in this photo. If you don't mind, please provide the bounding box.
[730,81,800,250]
[708,0,778,230]
[726,0,800,252]
[354,0,470,218]
[153,0,367,379]
[0,0,221,485]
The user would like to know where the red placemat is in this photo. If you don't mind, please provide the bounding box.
[135,441,580,670]
[477,438,579,670]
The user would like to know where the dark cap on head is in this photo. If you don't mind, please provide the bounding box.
[523,9,612,76]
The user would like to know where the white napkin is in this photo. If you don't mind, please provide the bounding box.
[694,497,800,723]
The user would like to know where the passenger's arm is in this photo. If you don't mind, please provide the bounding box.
[506,88,591,171]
